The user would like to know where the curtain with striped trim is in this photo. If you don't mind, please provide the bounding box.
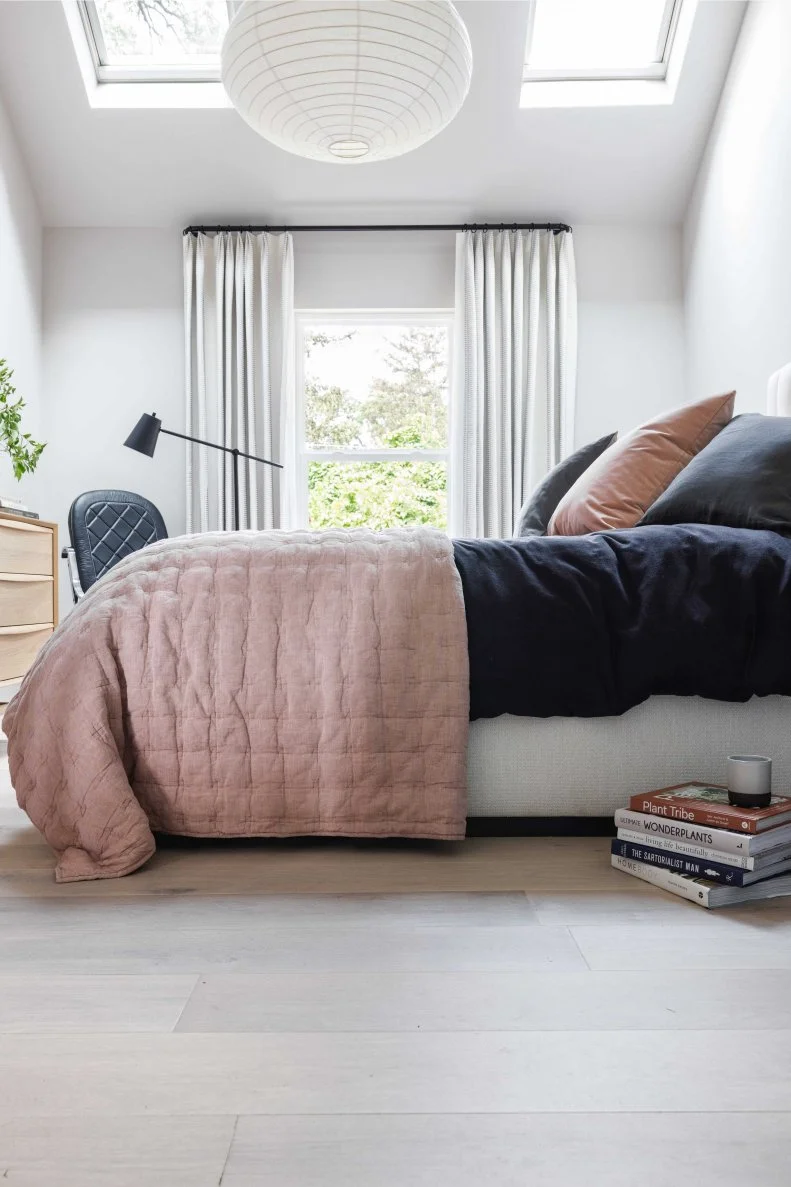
[183,230,295,532]
[451,228,577,538]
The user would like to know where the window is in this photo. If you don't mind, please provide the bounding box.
[520,0,695,108]
[77,0,230,82]
[524,0,682,81]
[296,312,453,532]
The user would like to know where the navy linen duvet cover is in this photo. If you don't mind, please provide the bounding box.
[453,525,791,721]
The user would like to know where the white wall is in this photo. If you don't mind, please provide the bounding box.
[0,91,42,506]
[293,230,456,310]
[574,226,685,444]
[684,0,790,411]
[43,229,184,618]
[42,222,685,616]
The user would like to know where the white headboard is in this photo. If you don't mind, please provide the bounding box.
[767,363,791,415]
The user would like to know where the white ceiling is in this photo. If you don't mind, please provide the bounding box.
[0,0,745,228]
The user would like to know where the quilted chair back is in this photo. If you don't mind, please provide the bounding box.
[68,489,168,594]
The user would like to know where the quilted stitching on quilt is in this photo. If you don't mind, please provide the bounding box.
[3,528,470,882]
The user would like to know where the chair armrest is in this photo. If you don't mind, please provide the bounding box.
[61,546,84,603]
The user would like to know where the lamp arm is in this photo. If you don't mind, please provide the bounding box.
[160,427,283,469]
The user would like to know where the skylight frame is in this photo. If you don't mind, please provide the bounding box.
[76,0,232,84]
[522,0,684,85]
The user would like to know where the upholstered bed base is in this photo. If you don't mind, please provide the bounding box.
[467,695,791,816]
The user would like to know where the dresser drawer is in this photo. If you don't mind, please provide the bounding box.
[0,624,53,683]
[0,521,54,575]
[0,574,54,627]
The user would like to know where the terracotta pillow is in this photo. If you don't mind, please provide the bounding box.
[548,392,736,536]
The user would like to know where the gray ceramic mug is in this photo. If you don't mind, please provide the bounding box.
[727,755,772,809]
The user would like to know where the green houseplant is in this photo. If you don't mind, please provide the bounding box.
[0,358,46,480]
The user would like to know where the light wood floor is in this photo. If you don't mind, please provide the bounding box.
[2,759,791,1184]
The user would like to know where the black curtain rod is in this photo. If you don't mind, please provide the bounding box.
[183,222,572,235]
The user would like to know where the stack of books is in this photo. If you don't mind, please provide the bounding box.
[611,782,791,908]
[0,496,37,520]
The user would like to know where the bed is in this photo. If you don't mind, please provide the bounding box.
[6,372,791,878]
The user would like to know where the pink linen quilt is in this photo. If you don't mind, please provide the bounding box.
[3,528,470,882]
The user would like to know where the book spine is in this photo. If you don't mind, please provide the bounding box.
[0,506,38,520]
[616,828,755,869]
[611,854,712,907]
[613,809,753,856]
[611,839,749,886]
[627,795,759,834]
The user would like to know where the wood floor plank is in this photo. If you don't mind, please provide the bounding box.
[0,827,55,872]
[0,850,644,896]
[223,1113,791,1187]
[176,968,791,1033]
[3,1031,791,1116]
[0,892,539,931]
[572,920,791,970]
[0,821,45,847]
[0,920,584,974]
[527,890,791,925]
[0,975,197,1033]
[0,830,627,902]
[0,1115,236,1186]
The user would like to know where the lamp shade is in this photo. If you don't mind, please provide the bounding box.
[124,413,162,458]
[221,1,473,164]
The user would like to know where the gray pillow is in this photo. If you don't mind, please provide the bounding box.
[641,414,791,533]
[515,432,618,537]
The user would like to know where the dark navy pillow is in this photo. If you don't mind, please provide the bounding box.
[641,414,791,533]
[515,432,618,537]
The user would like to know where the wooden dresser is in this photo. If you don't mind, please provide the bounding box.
[0,511,58,690]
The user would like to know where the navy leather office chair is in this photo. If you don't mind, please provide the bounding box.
[62,489,168,602]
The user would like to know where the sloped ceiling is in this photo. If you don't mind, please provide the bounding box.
[0,0,745,227]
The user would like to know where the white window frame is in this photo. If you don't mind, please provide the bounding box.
[75,0,233,83]
[295,309,455,531]
[520,0,696,109]
[523,0,682,83]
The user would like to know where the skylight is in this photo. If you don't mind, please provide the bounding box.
[78,0,231,81]
[524,0,683,82]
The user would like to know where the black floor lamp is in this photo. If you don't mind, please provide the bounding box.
[124,412,283,531]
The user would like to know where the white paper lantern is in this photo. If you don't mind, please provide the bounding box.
[221,1,473,163]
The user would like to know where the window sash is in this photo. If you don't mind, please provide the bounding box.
[296,310,454,529]
[305,449,448,464]
[77,0,227,83]
[523,0,683,84]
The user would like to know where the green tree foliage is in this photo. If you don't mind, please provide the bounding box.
[304,384,364,450]
[304,326,449,530]
[0,359,46,481]
[308,460,447,531]
[361,327,448,449]
[304,330,362,449]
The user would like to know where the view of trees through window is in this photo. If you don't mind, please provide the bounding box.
[92,0,228,63]
[302,322,450,531]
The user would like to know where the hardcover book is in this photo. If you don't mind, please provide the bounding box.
[611,838,791,887]
[628,783,791,834]
[615,826,791,871]
[0,506,39,520]
[612,853,791,909]
[614,809,791,856]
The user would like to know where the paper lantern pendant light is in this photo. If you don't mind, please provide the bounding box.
[221,1,473,164]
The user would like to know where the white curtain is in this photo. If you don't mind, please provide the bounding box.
[183,230,296,532]
[451,228,577,538]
